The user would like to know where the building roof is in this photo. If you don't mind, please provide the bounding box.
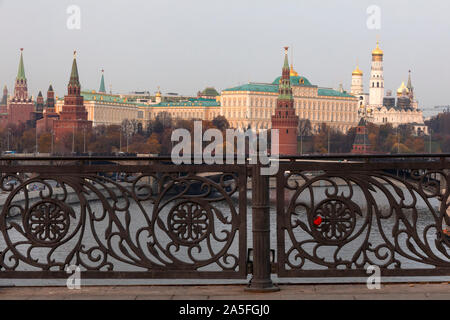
[81,91,136,105]
[223,82,355,98]
[272,75,313,86]
[152,98,220,107]
[223,83,279,93]
[352,65,363,76]
[372,40,384,56]
[317,88,355,98]
[200,87,219,96]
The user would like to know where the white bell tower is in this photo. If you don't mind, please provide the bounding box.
[369,40,384,107]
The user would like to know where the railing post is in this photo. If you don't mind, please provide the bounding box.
[246,164,279,292]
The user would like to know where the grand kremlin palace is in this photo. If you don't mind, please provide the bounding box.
[221,65,358,132]
[54,63,358,133]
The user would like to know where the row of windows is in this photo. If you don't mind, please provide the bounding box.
[147,110,219,120]
[224,108,357,122]
[223,98,357,111]
[228,121,354,133]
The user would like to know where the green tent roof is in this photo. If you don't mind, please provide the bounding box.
[99,72,106,93]
[16,51,26,81]
[69,56,80,87]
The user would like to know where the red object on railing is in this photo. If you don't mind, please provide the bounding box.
[314,216,323,226]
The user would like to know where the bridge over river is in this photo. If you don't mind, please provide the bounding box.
[0,154,448,291]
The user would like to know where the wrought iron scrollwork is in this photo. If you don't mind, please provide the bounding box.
[0,165,246,279]
[278,167,450,276]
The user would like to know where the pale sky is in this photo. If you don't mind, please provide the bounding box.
[0,0,449,113]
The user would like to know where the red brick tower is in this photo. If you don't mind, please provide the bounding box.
[34,91,44,122]
[271,47,299,156]
[351,118,372,154]
[37,85,60,134]
[8,49,35,125]
[53,52,92,141]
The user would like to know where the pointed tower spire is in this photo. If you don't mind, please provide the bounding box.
[36,91,44,112]
[1,85,7,106]
[13,48,29,101]
[283,47,290,71]
[407,70,413,91]
[46,84,55,111]
[17,48,26,81]
[99,69,106,93]
[68,51,81,96]
[69,51,80,87]
[279,47,293,100]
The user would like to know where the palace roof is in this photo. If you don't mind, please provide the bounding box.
[81,91,134,104]
[223,82,355,98]
[152,98,220,107]
[317,88,355,98]
[272,75,313,86]
[223,83,279,93]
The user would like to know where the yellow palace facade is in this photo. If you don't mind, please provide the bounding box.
[220,65,359,132]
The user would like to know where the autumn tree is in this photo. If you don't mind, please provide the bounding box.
[212,116,230,132]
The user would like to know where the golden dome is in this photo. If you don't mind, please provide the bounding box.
[290,64,299,77]
[397,81,409,95]
[372,40,383,56]
[352,65,363,76]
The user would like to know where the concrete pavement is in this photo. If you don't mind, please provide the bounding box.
[0,283,448,300]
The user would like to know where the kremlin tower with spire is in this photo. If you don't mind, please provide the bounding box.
[53,52,92,143]
[271,47,299,156]
[8,49,35,125]
[36,85,60,135]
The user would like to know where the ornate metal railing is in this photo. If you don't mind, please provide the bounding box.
[0,155,448,290]
[0,158,248,279]
[275,158,450,279]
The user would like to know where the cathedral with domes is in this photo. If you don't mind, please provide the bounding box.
[350,40,428,135]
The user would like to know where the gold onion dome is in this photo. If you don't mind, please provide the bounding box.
[290,64,299,77]
[372,41,384,56]
[397,81,409,95]
[352,65,363,76]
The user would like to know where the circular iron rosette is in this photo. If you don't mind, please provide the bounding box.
[143,174,240,271]
[0,177,83,271]
[285,171,450,270]
[284,173,384,270]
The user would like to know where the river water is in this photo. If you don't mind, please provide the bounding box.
[0,183,449,286]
